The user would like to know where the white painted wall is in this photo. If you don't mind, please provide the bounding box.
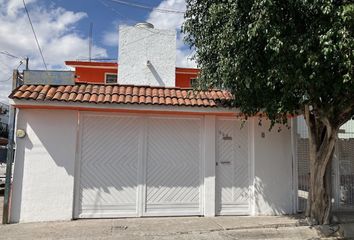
[118,25,176,87]
[9,109,295,222]
[10,109,77,223]
[252,119,294,215]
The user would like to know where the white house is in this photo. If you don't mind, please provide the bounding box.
[7,23,352,223]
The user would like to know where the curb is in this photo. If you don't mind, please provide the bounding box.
[339,223,354,239]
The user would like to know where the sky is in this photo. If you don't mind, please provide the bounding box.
[0,0,196,103]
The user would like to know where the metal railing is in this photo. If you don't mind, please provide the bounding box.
[296,117,354,212]
[339,175,354,208]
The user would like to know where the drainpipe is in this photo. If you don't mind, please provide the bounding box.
[2,70,18,224]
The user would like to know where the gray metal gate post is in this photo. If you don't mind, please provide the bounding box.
[2,70,18,224]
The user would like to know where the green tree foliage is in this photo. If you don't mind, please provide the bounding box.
[183,0,354,224]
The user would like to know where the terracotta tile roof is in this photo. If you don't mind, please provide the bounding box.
[9,84,233,108]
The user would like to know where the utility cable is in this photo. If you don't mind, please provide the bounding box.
[0,61,23,83]
[0,51,21,59]
[23,0,48,70]
[108,0,185,14]
[0,76,12,83]
[99,0,134,22]
[98,0,173,51]
[99,0,176,39]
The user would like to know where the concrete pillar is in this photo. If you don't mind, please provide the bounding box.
[203,115,216,216]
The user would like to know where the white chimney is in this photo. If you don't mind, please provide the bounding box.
[118,23,176,87]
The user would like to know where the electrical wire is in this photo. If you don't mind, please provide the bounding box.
[99,0,176,37]
[22,0,47,70]
[99,0,135,23]
[108,0,185,14]
[0,102,9,107]
[0,51,21,59]
[0,76,12,83]
[0,59,13,69]
[98,0,175,51]
[0,61,23,83]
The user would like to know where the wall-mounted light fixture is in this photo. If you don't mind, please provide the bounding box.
[16,129,26,138]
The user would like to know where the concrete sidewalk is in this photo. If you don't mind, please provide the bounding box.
[0,215,337,240]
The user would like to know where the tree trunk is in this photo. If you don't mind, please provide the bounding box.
[306,152,335,224]
[304,106,338,225]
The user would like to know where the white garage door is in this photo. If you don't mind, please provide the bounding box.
[145,117,202,215]
[76,113,202,218]
[77,115,141,218]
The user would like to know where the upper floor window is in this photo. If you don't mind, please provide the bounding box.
[105,73,118,84]
[190,78,197,88]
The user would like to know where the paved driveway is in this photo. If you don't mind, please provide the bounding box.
[0,215,326,240]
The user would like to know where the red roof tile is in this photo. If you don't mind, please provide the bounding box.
[9,84,233,108]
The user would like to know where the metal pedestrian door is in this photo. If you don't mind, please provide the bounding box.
[216,118,250,215]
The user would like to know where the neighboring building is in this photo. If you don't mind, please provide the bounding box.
[0,103,8,164]
[64,61,199,88]
[6,23,353,223]
[64,23,198,88]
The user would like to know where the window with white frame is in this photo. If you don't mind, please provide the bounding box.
[105,73,117,84]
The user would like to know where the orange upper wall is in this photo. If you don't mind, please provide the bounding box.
[75,67,117,84]
[66,61,118,84]
[175,68,199,88]
[65,61,199,88]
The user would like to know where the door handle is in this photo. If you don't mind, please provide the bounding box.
[220,161,231,164]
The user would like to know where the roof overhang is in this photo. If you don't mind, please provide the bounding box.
[9,99,241,116]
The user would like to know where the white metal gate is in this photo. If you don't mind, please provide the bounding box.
[295,117,354,212]
[333,121,354,210]
[77,115,141,218]
[216,119,250,215]
[145,117,202,215]
[76,113,202,218]
[295,117,310,212]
